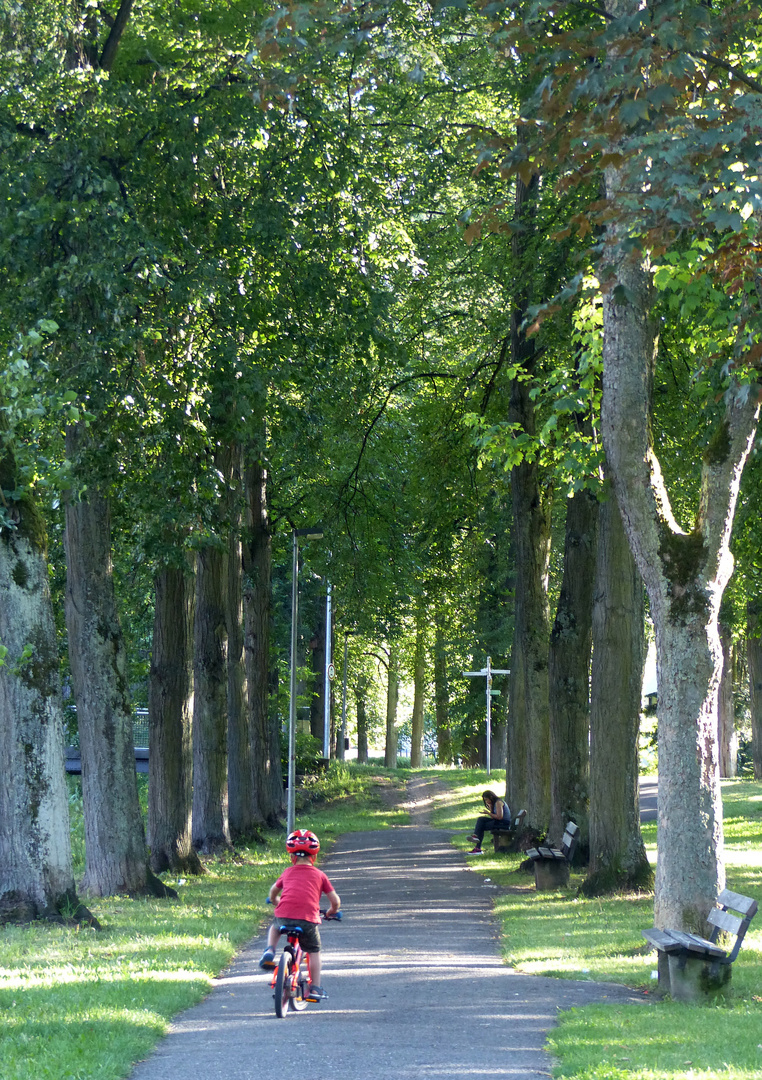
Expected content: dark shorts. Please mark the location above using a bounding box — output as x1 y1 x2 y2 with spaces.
274 917 321 953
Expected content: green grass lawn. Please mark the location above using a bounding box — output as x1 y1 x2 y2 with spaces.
0 763 408 1080
428 767 762 1080
4 764 762 1080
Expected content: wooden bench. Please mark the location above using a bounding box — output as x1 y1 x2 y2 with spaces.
526 820 579 890
642 888 758 1002
492 809 527 853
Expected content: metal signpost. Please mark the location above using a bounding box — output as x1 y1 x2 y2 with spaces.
462 655 509 775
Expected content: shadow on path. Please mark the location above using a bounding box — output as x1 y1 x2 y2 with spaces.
129 776 645 1080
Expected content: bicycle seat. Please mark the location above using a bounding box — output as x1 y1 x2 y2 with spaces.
279 924 303 935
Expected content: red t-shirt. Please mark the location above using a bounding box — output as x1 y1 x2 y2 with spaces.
274 862 335 924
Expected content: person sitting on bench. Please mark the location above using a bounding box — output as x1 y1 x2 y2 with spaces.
467 790 511 854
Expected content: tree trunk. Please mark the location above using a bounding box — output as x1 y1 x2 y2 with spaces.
355 675 369 764
434 614 453 766
410 614 426 767
505 159 552 834
243 457 281 825
0 500 82 922
384 645 399 768
748 598 762 781
64 427 169 897
309 593 327 744
601 150 760 929
585 483 651 894
718 624 736 778
226 446 255 839
507 394 552 831
148 563 202 875
548 489 599 846
192 544 231 853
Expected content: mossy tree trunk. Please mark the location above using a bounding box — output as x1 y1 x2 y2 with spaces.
64 427 166 897
0 499 80 921
548 488 599 847
585 482 651 894
147 562 202 875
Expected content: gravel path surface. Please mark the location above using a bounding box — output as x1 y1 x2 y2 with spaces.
128 776 645 1080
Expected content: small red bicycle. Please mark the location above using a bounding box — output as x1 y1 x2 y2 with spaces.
270 910 341 1018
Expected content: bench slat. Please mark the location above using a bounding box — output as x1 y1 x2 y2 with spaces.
642 928 680 952
665 929 726 958
708 907 744 937
718 889 759 918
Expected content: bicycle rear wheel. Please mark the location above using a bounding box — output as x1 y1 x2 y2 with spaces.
274 952 291 1018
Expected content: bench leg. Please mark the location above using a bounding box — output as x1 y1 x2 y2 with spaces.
534 859 570 891
492 831 518 854
667 953 732 1003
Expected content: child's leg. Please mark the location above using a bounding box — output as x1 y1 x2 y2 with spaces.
307 950 321 986
267 922 281 949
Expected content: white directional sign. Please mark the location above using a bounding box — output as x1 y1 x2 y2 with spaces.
462 656 510 775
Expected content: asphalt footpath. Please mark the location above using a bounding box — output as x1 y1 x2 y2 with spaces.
129 778 645 1080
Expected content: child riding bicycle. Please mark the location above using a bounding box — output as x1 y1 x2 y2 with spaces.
259 829 341 1001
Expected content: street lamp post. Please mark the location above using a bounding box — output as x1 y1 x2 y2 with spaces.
287 526 323 835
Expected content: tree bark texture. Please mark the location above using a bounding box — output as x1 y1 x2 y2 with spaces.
64 439 151 896
309 593 327 745
226 452 255 838
243 457 281 826
748 598 762 780
548 489 599 846
434 614 453 765
148 563 201 875
507 380 552 831
586 484 651 894
355 675 369 764
0 510 76 920
384 645 399 768
192 544 231 852
505 159 552 834
718 625 736 778
601 159 760 929
410 614 426 767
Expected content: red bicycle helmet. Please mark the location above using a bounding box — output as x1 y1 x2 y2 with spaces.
286 829 320 857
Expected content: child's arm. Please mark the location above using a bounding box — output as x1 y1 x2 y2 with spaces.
268 882 283 905
325 888 341 916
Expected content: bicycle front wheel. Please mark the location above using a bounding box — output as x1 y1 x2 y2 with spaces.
274 952 291 1018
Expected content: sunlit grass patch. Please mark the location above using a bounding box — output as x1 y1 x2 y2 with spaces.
550 1000 762 1080
2 763 402 1080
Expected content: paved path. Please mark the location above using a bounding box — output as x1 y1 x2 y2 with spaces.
129 778 643 1080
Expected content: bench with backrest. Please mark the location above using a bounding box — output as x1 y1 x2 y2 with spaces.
491 809 527 853
642 888 758 1002
525 821 579 890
